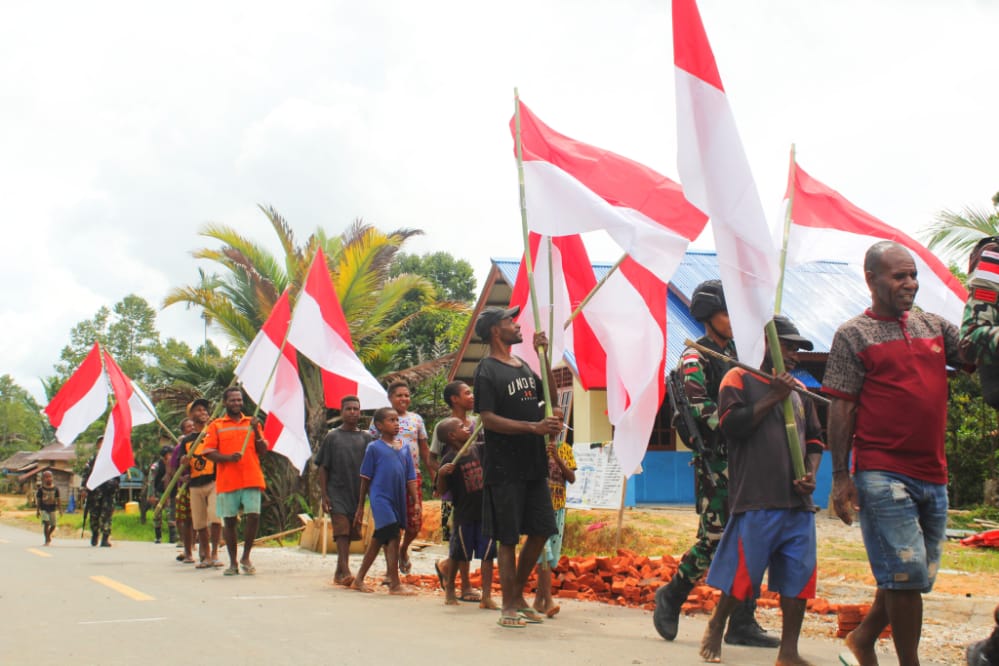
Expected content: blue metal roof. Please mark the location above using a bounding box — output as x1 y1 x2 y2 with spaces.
493 250 864 386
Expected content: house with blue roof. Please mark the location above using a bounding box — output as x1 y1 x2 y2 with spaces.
449 250 873 507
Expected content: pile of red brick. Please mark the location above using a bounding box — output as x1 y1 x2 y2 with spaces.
410 548 843 618
835 603 892 639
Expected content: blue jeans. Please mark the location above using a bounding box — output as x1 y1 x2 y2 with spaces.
854 470 947 592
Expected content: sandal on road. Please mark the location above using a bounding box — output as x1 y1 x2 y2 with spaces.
223 566 239 576
458 592 482 603
516 608 544 623
497 615 526 629
240 563 256 575
195 561 212 569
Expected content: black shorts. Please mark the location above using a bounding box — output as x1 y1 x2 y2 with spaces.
372 522 401 545
482 479 557 546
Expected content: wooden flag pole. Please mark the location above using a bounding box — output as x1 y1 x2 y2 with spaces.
614 478 627 550
563 254 626 330
513 88 552 417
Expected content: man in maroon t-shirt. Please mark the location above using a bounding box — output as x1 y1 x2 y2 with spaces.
824 241 964 666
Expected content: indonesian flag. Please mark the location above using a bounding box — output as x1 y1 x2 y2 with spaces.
674 0 779 368
86 352 156 490
785 159 968 325
512 101 707 278
509 232 607 391
235 290 312 473
287 249 390 410
44 343 109 446
584 258 668 477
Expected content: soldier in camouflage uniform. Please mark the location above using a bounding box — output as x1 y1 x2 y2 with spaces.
961 236 999 368
653 280 778 647
81 436 119 548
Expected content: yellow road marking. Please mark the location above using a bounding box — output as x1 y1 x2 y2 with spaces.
90 575 155 601
27 548 52 558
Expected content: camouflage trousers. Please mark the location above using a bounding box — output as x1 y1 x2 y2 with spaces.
89 489 116 536
676 456 729 583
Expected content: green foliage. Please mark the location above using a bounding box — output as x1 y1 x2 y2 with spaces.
946 371 999 507
922 190 999 264
0 375 50 457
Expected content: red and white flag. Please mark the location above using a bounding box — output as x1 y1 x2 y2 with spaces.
511 103 691 474
287 249 390 410
44 342 109 446
674 0 778 368
512 101 707 278
584 258 669 477
785 159 968 325
86 352 156 490
235 290 312 473
509 232 607 391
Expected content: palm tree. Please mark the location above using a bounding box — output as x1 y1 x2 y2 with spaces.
163 206 459 528
922 192 999 264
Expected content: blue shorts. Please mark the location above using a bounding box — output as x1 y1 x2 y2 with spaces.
538 508 566 567
450 521 496 562
706 509 816 600
216 488 262 518
854 470 947 592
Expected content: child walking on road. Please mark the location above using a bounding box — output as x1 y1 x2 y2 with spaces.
351 407 418 596
36 470 60 546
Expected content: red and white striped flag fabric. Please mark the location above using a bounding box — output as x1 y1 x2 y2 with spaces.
286 249 390 410
785 159 968 325
584 258 668 477
509 232 607 391
674 0 779 368
235 290 312 473
44 342 109 446
86 351 156 490
512 100 707 278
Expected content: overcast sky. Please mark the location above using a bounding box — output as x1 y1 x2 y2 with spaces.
3 0 997 402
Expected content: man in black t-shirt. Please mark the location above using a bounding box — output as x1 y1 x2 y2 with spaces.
472 305 563 628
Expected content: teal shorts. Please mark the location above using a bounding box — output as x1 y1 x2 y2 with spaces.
538 508 566 567
216 488 262 518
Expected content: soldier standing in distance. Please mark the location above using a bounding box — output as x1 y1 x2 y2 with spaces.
81 435 119 548
653 279 778 647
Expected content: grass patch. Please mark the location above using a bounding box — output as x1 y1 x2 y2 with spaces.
942 542 999 574
949 506 999 530
10 510 158 543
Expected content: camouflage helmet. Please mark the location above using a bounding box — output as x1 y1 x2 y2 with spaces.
689 279 727 322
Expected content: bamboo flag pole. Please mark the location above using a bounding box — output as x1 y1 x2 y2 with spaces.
514 87 552 417
563 254 626 329
769 143 807 480
131 379 181 447
614 478 627 550
450 419 485 465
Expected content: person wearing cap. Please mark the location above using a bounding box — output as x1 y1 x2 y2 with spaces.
169 417 197 561
699 315 824 664
655 279 778 647
961 236 999 385
181 397 223 568
472 305 563 628
146 445 174 543
824 241 965 666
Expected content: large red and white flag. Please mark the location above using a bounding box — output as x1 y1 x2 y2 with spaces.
235 290 312 473
44 342 109 446
86 352 156 490
287 249 390 410
674 0 778 367
785 159 968 325
509 232 607 391
584 258 669 477
512 101 707 278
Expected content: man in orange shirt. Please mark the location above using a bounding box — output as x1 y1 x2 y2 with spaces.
203 387 269 576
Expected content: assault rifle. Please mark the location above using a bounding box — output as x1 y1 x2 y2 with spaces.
667 369 720 493
80 491 90 538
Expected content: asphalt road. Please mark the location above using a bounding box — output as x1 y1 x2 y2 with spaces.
0 522 932 665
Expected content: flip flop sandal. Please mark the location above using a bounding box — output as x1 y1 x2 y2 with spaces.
211 560 225 568
223 567 239 576
497 615 526 629
240 563 256 575
516 608 544 623
459 592 482 603
195 561 212 569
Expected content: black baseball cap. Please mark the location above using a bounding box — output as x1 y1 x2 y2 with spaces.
186 398 211 416
773 315 814 351
474 306 520 340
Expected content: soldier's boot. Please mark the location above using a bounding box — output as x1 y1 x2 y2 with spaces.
168 525 178 543
90 531 99 547
99 532 111 548
724 598 780 647
154 527 162 544
653 574 695 641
